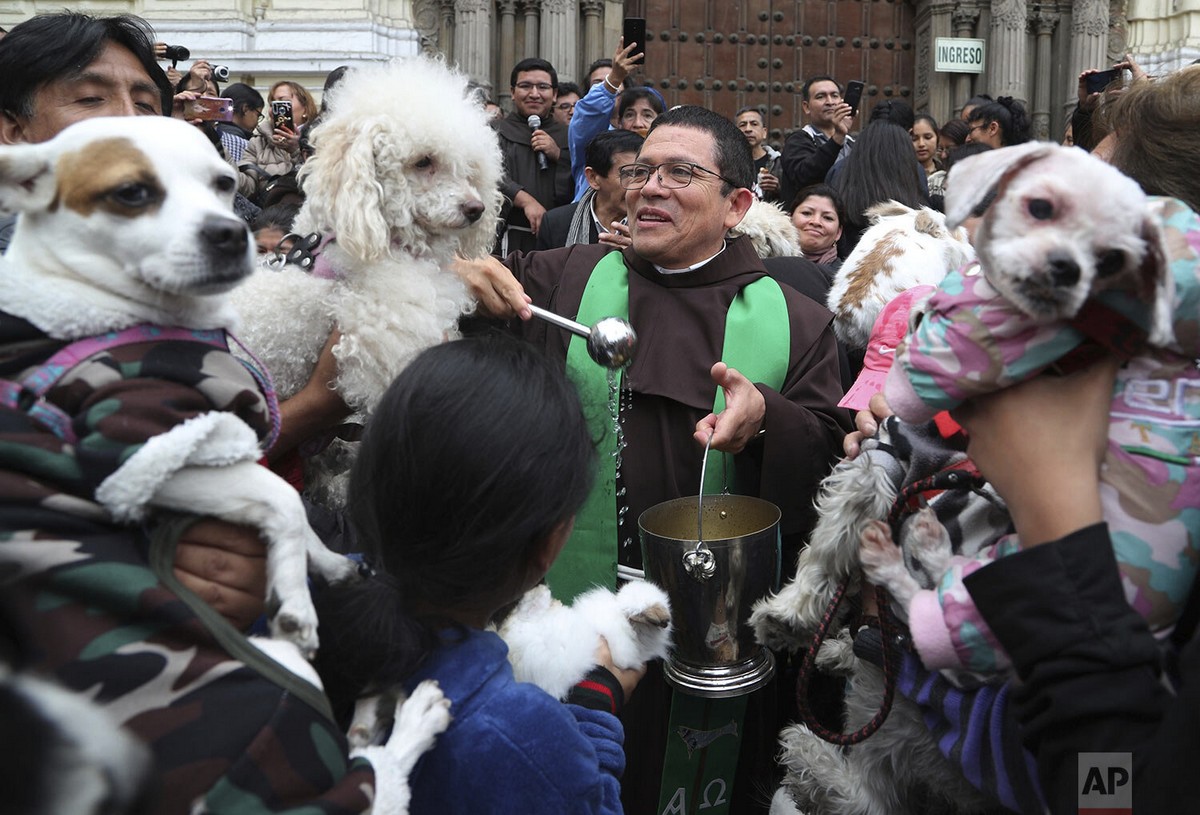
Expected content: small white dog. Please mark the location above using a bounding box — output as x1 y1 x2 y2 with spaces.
826 201 975 349
498 582 673 701
231 56 504 508
941 141 1172 343
0 116 357 657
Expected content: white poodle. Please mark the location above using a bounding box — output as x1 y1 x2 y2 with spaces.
231 56 503 507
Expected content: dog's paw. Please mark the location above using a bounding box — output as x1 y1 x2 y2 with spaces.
859 520 920 606
904 506 953 583
390 680 453 762
858 520 901 575
269 593 320 660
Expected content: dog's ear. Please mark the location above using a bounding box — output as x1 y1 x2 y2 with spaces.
1139 206 1176 347
298 117 391 261
944 142 1059 230
864 200 912 224
629 604 671 629
0 144 56 215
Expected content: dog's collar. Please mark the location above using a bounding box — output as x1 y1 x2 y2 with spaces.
271 232 341 279
271 232 434 275
887 458 984 538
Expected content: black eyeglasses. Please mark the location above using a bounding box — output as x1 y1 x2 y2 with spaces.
555 102 576 111
514 82 554 92
618 161 741 190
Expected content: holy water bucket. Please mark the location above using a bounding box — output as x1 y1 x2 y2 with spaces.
639 494 781 698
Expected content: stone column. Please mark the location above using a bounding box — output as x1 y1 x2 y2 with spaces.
918 0 959 124
438 0 456 60
1031 6 1058 139
988 0 1028 105
581 0 605 67
539 0 578 81
454 0 493 87
952 3 981 115
498 0 518 108
521 0 542 59
1070 0 1110 107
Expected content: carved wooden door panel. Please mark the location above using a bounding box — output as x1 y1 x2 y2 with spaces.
626 0 916 146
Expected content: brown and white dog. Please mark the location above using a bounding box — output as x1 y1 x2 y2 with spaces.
0 114 453 815
826 202 975 349
0 115 357 658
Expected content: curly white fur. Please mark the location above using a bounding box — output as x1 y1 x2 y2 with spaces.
497 583 673 702
231 56 503 505
826 202 975 349
730 198 802 258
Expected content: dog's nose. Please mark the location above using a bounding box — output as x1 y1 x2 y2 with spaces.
202 216 249 257
461 200 485 223
1047 253 1081 287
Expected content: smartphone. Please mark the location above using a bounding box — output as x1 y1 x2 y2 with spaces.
271 100 295 133
623 17 647 60
183 95 234 122
1085 68 1122 94
843 80 865 116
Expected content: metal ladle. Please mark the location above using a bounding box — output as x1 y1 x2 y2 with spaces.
527 304 637 369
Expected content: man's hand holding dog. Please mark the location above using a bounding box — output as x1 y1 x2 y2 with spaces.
175 519 268 630
843 392 893 459
953 358 1115 547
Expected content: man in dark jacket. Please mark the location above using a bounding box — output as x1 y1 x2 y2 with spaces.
492 57 573 255
779 75 855 208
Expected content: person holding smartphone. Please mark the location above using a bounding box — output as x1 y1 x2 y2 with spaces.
779 75 856 211
1069 54 1147 152
238 80 317 204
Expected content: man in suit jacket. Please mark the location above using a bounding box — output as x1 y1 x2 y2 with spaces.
537 129 643 250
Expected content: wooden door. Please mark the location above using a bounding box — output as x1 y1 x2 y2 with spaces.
627 0 916 147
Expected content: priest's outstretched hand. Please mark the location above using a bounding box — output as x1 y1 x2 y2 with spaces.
694 361 766 454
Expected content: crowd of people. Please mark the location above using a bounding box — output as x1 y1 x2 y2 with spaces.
0 8 1197 815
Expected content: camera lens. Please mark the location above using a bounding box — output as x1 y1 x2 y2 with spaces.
212 65 230 82
163 44 190 61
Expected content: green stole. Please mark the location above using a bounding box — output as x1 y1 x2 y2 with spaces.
552 249 791 815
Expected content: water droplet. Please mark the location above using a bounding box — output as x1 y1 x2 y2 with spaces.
719 510 728 519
